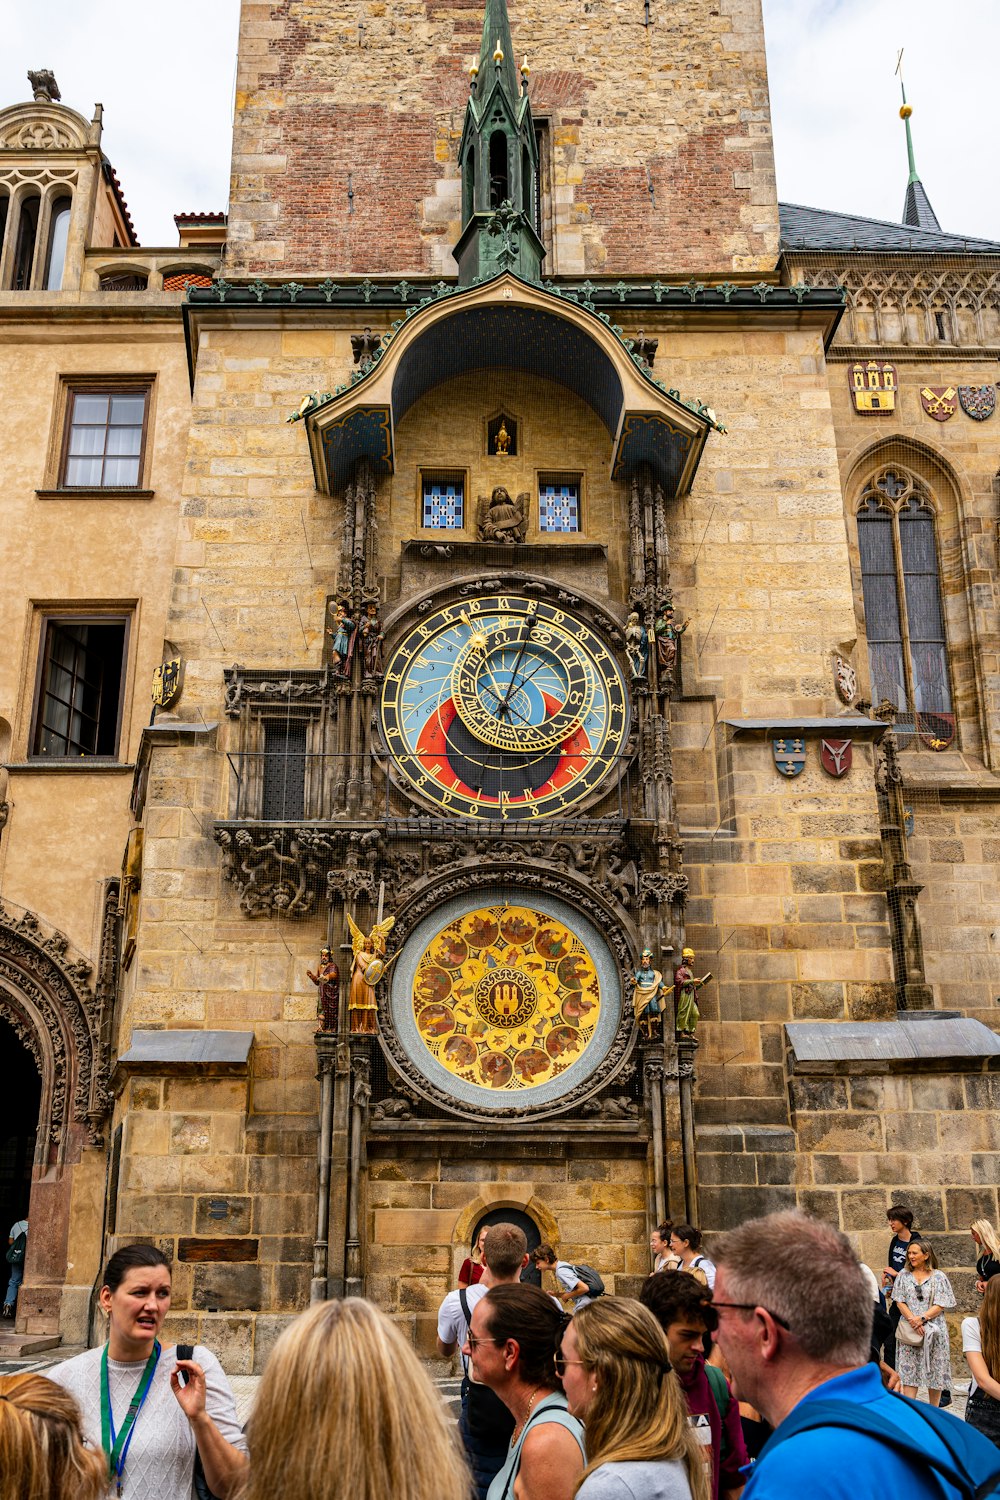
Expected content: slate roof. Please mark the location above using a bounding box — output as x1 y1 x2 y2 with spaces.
902 177 940 233
779 201 1000 256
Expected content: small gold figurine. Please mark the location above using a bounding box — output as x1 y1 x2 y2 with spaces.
494 419 510 455
346 913 397 1035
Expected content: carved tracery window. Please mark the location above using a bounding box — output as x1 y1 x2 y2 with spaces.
856 466 952 743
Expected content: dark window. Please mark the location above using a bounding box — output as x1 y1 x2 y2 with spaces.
857 472 951 743
262 719 307 820
13 194 40 290
489 132 509 208
61 388 150 488
32 617 128 759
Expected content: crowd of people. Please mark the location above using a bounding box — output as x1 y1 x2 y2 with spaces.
2 1210 999 1500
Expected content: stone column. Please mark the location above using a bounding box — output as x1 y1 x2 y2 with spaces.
344 1041 372 1297
643 1049 666 1225
677 1034 699 1224
310 1033 337 1302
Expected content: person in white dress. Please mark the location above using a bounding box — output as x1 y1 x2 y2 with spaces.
48 1243 248 1500
891 1239 955 1405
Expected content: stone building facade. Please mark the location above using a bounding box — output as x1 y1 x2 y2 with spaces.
0 5 998 1366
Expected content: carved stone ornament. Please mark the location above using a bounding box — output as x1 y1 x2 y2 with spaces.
834 653 857 705
214 826 345 917
27 69 61 102
373 861 641 1122
476 486 530 543
0 902 109 1148
223 666 334 718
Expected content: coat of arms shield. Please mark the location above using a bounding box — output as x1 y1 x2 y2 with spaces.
920 386 957 422
772 737 806 778
820 738 852 778
958 385 996 422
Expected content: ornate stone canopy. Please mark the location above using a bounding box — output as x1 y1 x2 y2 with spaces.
304 273 717 496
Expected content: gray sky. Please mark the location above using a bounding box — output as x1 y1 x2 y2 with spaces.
1 0 996 247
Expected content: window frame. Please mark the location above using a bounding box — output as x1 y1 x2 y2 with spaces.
536 472 583 537
418 468 468 534
29 612 131 762
855 466 954 746
55 378 153 493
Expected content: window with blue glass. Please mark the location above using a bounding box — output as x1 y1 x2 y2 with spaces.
539 481 580 533
422 479 464 529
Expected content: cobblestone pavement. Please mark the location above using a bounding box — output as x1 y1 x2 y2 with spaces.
0 1348 968 1428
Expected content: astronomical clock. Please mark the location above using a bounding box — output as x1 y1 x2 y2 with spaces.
380 593 630 822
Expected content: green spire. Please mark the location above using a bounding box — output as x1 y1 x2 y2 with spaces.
453 0 545 284
896 56 940 233
475 0 520 107
899 77 918 185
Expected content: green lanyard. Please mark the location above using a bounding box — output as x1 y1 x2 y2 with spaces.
100 1341 161 1497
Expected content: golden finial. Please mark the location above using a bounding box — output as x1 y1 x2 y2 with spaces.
493 37 504 65
899 103 912 120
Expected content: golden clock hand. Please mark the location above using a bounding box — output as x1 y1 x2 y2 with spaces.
460 610 488 654
498 615 536 714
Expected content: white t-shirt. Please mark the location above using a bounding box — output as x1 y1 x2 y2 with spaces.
691 1255 716 1291
8 1219 27 1241
556 1261 593 1307
963 1314 982 1394
49 1342 247 1500
438 1282 488 1371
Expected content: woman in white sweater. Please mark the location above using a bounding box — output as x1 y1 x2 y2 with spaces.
558 1297 708 1500
48 1243 247 1500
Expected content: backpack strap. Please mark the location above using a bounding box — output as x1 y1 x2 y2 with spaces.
761 1397 1000 1500
458 1289 471 1376
703 1363 731 1459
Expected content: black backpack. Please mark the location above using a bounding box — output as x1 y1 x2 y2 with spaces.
571 1263 605 1297
5 1231 26 1267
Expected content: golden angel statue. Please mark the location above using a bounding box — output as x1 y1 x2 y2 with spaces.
346 913 396 1034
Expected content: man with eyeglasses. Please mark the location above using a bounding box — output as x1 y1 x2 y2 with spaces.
437 1223 530 1500
713 1209 1000 1500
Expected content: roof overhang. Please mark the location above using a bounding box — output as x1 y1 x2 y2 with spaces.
304 273 716 496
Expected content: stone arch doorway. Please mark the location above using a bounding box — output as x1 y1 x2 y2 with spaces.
470 1206 542 1287
0 1019 41 1315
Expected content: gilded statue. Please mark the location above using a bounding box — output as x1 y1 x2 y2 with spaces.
477 486 529 544
494 419 511 455
346 913 396 1035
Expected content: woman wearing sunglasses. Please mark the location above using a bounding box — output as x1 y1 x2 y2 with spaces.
558 1298 709 1500
465 1283 585 1500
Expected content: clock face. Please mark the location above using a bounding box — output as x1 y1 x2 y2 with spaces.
380 594 630 820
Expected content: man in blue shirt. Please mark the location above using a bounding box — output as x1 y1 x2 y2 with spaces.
713 1209 998 1500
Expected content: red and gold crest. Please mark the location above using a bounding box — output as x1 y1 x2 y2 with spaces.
850 361 896 413
920 386 957 422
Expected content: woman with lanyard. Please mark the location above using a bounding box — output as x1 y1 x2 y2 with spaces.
49 1243 247 1499
464 1283 585 1500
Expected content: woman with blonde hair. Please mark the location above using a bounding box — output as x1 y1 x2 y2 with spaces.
0 1372 106 1500
972 1219 1000 1295
235 1297 471 1500
964 1275 1000 1447
557 1297 709 1500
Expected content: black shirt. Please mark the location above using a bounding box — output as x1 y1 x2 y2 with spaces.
887 1230 921 1279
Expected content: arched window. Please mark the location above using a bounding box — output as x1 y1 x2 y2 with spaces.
12 192 40 290
0 191 9 264
44 194 72 289
857 466 952 746
489 131 509 208
462 148 476 223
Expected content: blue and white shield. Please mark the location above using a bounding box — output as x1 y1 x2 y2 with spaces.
772 737 806 777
